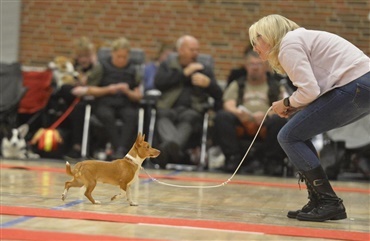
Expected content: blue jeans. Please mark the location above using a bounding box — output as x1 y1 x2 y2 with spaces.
278 72 370 171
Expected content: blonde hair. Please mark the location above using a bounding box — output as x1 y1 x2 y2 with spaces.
249 14 300 74
111 37 130 52
73 36 95 55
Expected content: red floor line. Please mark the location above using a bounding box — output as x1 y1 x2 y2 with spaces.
1 163 369 194
0 228 166 241
1 205 368 241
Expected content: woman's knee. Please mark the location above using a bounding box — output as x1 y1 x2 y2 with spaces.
277 125 290 146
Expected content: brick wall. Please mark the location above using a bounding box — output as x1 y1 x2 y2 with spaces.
20 0 370 81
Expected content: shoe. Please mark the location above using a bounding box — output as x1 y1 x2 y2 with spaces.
263 158 284 176
150 142 174 169
243 159 262 174
64 148 81 159
224 155 241 173
163 141 180 163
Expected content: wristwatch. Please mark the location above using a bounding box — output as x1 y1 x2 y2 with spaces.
283 97 290 107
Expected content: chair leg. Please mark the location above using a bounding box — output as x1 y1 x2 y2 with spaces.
199 111 209 169
81 104 91 158
148 108 157 146
138 107 144 134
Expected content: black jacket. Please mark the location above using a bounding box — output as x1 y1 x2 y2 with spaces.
154 56 223 112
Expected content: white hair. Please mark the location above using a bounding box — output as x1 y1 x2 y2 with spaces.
176 35 198 50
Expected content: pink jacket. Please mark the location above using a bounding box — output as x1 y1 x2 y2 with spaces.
279 28 370 107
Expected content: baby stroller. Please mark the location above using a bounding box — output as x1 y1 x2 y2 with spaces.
0 63 27 147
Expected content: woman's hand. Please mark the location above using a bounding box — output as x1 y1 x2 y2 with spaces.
272 99 298 118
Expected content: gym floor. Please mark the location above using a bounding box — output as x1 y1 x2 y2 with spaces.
1 158 369 241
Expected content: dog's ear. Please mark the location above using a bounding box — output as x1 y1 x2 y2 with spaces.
17 124 29 139
136 132 142 144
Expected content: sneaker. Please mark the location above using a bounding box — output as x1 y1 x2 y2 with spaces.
224 155 241 173
64 148 81 160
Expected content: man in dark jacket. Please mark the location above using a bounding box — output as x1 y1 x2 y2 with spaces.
153 35 223 168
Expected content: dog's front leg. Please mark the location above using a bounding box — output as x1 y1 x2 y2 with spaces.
126 185 137 206
111 189 124 201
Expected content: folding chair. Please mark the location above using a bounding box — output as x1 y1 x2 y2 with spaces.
0 62 27 140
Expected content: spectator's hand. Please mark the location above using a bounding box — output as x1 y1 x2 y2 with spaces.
115 83 130 94
78 73 88 85
252 111 265 125
71 86 88 96
183 63 204 76
191 73 210 88
236 109 253 123
91 53 98 66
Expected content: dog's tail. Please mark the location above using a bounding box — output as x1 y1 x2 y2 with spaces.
65 161 73 176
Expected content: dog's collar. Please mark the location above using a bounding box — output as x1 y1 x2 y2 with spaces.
125 154 140 165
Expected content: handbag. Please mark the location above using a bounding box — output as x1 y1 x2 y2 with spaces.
236 120 267 139
31 98 80 152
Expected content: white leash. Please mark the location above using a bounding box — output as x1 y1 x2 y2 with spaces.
142 106 273 189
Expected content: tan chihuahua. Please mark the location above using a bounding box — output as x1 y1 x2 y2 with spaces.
62 133 160 205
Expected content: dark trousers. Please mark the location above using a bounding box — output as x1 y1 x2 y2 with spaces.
157 106 202 149
68 101 87 146
95 103 138 153
214 110 286 162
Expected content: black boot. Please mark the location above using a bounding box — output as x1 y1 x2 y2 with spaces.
287 172 318 219
296 166 347 222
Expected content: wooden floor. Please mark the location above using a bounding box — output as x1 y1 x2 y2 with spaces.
1 158 369 241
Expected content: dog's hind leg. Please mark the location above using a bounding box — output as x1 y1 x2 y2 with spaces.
62 178 83 201
84 182 100 204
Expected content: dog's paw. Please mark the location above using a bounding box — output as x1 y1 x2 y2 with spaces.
111 195 118 201
129 202 138 206
93 200 101 205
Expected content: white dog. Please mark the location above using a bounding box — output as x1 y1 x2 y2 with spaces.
1 124 39 159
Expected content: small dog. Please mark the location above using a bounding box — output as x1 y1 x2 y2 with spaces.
49 56 79 89
1 124 39 159
62 133 160 205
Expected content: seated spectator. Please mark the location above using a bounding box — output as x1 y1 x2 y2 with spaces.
153 35 223 168
143 43 174 92
94 37 143 159
72 36 102 86
51 36 103 159
214 49 287 175
226 44 288 88
226 45 251 86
